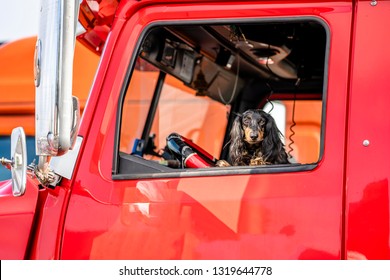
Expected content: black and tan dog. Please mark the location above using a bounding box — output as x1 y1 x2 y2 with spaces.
217 109 289 166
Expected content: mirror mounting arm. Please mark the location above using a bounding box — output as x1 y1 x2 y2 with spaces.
34 167 62 188
0 157 13 170
29 156 62 188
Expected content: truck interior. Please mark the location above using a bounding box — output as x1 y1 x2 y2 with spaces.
116 18 327 177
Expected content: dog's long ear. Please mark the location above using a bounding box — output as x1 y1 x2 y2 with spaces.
229 114 245 165
263 114 289 163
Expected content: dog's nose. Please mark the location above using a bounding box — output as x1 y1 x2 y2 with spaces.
250 132 258 140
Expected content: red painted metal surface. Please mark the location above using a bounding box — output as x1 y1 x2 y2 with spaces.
59 1 353 259
345 1 390 260
0 178 38 259
27 182 72 260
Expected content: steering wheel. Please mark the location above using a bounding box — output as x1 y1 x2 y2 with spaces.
166 133 217 168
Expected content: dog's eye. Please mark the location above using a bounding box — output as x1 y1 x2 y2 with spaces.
259 120 265 125
243 117 251 125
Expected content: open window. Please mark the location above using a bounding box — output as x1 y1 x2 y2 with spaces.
115 19 327 178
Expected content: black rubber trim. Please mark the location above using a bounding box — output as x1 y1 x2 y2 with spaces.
115 152 317 180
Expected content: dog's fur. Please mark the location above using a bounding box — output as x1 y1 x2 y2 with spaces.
216 109 289 167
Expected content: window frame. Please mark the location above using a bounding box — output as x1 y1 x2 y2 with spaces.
112 16 330 180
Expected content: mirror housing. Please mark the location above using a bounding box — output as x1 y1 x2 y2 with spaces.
0 128 29 196
34 0 80 158
0 128 27 196
11 128 27 196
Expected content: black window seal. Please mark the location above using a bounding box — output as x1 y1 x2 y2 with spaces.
114 152 317 180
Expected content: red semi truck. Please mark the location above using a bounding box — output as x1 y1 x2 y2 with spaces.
0 0 388 260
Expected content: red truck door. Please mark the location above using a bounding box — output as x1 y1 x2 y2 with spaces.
59 0 353 259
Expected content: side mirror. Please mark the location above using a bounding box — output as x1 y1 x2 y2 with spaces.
35 0 80 158
0 128 27 196
11 128 27 196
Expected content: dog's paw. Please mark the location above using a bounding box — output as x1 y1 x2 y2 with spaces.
250 157 268 166
215 160 231 167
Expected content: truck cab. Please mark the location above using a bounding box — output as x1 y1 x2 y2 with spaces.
1 0 389 260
